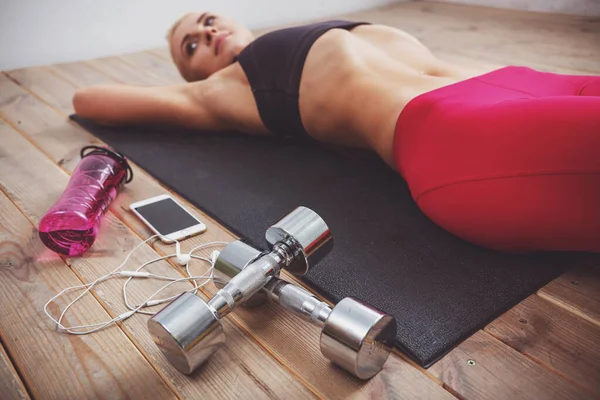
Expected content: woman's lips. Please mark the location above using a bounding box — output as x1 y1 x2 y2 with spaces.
215 34 230 56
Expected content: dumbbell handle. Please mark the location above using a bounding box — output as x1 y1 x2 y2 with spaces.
208 244 291 318
264 278 332 328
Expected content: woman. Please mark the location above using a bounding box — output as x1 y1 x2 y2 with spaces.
74 12 600 253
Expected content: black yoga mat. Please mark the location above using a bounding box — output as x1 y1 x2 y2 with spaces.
73 115 577 368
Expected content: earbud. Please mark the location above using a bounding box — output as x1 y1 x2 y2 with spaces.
176 241 191 266
178 254 191 266
210 250 220 266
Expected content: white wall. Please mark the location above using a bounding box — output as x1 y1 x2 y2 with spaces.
420 0 600 16
0 0 404 70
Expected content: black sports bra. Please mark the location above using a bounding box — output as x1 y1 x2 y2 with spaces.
236 20 369 138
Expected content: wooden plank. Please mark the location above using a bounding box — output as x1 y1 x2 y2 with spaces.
421 0 600 17
148 47 171 61
48 62 114 88
539 263 600 327
0 124 177 400
485 295 600 396
3 55 456 399
85 56 171 86
118 52 185 84
0 341 30 400
0 94 314 399
429 331 593 400
5 67 76 115
0 74 102 172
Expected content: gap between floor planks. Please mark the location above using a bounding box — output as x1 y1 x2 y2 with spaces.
0 338 30 400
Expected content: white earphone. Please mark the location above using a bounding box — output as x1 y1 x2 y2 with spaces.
175 241 192 266
44 234 229 335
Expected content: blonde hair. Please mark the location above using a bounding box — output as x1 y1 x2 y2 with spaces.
166 12 196 82
166 12 193 42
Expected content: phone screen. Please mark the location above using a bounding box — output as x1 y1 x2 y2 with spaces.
134 197 200 236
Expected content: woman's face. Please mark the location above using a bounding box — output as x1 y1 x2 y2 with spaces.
170 12 254 81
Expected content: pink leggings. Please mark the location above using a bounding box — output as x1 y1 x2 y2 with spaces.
393 67 600 252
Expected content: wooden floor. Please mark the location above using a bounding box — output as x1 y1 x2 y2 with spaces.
0 2 599 399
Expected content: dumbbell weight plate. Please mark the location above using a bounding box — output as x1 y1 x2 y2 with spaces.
265 206 333 275
213 240 269 307
148 292 226 375
320 297 397 380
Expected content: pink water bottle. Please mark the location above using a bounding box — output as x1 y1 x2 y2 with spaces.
39 146 133 256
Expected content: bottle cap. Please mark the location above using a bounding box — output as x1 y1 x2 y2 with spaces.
80 145 134 184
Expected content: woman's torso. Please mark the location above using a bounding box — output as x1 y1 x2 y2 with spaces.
205 23 496 167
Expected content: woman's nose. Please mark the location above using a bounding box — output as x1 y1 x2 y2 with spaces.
202 27 218 44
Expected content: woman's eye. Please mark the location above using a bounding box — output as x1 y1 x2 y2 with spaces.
186 40 198 56
205 16 215 26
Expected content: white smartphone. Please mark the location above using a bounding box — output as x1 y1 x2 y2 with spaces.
130 194 206 243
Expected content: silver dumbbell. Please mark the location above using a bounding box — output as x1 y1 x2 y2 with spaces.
212 240 397 380
148 206 333 375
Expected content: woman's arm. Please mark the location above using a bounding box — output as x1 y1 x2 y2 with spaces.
72 80 226 130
